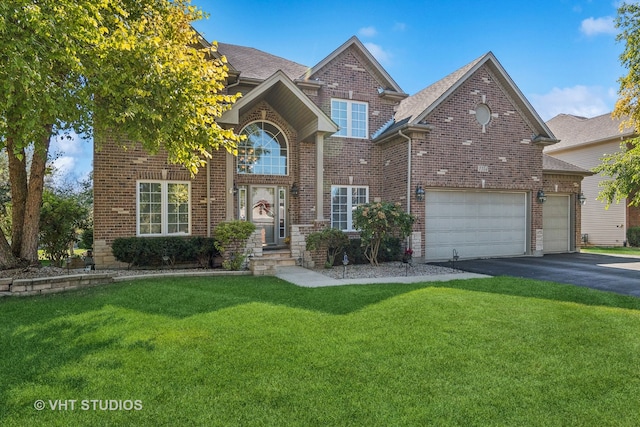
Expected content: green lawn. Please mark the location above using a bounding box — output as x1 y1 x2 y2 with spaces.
2 276 640 426
582 246 640 256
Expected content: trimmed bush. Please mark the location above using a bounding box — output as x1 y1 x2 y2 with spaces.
213 221 257 270
627 226 640 247
337 237 402 266
111 236 218 268
306 228 349 268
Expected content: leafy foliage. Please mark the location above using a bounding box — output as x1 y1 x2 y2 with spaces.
596 3 640 206
111 236 219 268
213 221 257 270
627 226 640 247
39 190 90 264
305 228 349 268
352 202 414 266
0 0 242 266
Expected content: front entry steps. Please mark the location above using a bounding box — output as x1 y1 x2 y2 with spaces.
250 248 297 276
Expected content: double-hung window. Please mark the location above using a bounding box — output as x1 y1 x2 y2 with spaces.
137 181 191 236
331 185 368 231
331 99 368 138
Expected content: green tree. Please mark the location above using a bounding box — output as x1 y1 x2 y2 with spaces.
595 3 640 206
352 202 414 266
39 189 90 265
0 0 242 268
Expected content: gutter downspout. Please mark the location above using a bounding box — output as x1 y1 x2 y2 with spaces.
398 129 412 250
398 129 412 214
206 154 211 237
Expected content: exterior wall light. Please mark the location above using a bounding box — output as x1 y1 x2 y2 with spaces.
232 181 238 196
416 184 425 202
537 189 547 204
291 182 299 197
578 192 587 205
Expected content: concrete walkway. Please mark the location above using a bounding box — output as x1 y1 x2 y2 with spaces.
275 266 489 288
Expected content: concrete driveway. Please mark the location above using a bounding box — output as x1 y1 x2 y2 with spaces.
431 253 640 297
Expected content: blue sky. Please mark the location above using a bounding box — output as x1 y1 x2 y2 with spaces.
52 0 624 182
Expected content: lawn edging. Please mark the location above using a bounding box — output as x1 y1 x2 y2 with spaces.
1 270 252 297
1 273 114 297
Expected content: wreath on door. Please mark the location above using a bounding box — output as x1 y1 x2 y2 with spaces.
254 199 271 215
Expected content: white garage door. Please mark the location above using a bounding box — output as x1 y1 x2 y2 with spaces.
425 191 527 260
543 195 570 253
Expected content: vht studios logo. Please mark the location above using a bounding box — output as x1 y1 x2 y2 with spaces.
34 399 143 411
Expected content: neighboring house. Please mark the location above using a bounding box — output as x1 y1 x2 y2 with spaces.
93 36 590 269
545 113 639 246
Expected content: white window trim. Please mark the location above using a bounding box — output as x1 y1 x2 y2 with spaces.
331 185 369 231
136 180 191 236
331 99 369 139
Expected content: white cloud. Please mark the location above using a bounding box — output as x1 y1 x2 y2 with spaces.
530 85 617 121
51 130 83 155
580 16 616 36
363 42 392 66
393 22 407 32
51 156 77 176
358 26 377 37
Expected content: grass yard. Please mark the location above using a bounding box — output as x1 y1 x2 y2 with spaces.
2 276 640 426
581 246 640 257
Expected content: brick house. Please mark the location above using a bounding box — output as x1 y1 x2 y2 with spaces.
93 36 590 269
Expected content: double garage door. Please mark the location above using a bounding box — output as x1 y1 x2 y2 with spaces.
425 191 571 260
425 191 527 260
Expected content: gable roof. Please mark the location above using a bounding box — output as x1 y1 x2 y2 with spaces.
219 70 337 140
545 113 635 153
307 36 405 94
376 52 556 143
217 43 308 81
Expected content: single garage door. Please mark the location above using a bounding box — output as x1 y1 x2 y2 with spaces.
543 195 570 253
425 191 527 260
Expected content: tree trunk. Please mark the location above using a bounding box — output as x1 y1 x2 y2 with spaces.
20 128 52 264
3 126 52 267
5 136 27 258
0 230 19 269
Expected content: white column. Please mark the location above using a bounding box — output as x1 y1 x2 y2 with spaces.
316 133 324 221
226 152 234 221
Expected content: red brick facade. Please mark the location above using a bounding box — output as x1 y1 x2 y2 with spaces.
93 38 586 267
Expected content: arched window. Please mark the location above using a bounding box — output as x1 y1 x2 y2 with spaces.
237 121 288 175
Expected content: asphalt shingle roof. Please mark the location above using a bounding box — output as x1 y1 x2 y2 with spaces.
542 154 592 175
394 54 485 123
545 113 634 152
217 43 308 81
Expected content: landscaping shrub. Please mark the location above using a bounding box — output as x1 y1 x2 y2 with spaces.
111 236 218 268
627 226 640 247
337 237 402 266
352 201 414 266
213 220 256 270
306 228 349 268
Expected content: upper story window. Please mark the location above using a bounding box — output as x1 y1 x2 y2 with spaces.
238 121 288 175
137 181 190 236
331 99 368 139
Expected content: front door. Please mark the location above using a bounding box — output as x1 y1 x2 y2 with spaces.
240 186 287 246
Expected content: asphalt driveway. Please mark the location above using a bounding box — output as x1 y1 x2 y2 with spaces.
431 252 640 297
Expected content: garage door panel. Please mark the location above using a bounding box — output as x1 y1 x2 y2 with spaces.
543 195 570 253
426 191 527 260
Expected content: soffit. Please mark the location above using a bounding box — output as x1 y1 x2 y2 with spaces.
220 71 337 140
